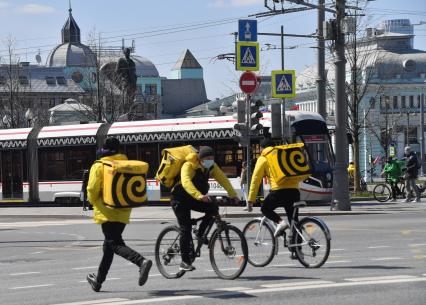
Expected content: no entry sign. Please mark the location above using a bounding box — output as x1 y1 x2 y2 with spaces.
239 71 258 94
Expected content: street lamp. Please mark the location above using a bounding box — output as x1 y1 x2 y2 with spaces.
25 108 33 127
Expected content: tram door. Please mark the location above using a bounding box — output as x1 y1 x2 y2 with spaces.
1 151 24 199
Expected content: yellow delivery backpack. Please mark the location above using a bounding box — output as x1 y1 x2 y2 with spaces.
98 160 149 208
156 145 197 188
262 143 311 185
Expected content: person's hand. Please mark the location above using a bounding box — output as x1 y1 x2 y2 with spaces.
200 195 210 203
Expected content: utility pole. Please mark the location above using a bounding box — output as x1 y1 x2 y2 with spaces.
281 25 287 143
316 0 327 119
421 94 425 175
332 0 351 210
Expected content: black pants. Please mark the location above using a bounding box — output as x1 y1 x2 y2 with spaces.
171 194 219 264
96 222 145 283
261 189 300 225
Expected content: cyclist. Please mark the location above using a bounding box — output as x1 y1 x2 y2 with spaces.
247 138 301 249
171 146 239 271
381 156 402 202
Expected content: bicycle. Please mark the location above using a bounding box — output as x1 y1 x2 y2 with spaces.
154 196 248 280
372 177 406 202
242 201 331 268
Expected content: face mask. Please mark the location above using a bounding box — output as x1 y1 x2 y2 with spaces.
202 159 214 169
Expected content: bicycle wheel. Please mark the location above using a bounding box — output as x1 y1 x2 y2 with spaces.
154 225 186 279
397 181 406 199
293 217 330 268
373 183 392 202
243 218 277 267
209 224 248 280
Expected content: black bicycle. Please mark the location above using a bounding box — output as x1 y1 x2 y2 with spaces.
373 177 406 202
154 197 248 280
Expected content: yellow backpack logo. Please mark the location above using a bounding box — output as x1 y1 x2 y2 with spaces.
99 160 149 208
156 145 197 188
263 143 311 184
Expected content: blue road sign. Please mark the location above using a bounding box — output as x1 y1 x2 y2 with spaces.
271 70 296 98
236 42 259 71
238 19 257 42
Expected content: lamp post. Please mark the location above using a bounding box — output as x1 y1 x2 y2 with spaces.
25 108 33 127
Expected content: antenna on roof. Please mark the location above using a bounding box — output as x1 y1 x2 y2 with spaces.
69 0 72 14
35 49 42 65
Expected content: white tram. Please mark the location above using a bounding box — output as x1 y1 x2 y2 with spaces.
0 111 333 204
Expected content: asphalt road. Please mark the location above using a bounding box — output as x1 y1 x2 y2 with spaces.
1 210 425 305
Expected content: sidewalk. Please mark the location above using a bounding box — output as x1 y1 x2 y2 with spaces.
1 200 425 220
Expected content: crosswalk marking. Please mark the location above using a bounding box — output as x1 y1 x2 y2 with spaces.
370 257 403 261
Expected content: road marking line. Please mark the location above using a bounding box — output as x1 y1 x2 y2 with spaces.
261 280 334 288
367 246 390 249
410 243 426 247
325 260 351 264
72 266 98 270
149 273 162 277
51 298 129 305
331 248 345 251
9 284 54 290
268 263 297 267
215 287 252 291
9 271 41 276
370 257 403 261
206 267 240 272
105 278 120 281
72 277 426 305
345 275 417 282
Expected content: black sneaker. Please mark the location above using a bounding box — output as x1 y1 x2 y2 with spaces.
86 273 101 292
139 259 152 286
179 262 196 271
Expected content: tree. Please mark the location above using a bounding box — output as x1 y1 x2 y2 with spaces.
326 2 386 193
0 35 30 128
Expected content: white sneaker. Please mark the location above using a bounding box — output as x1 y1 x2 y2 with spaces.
411 198 421 203
274 221 288 237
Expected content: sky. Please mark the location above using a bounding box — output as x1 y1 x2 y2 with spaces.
0 0 425 100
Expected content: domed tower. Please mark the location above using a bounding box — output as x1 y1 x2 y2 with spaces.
46 5 96 68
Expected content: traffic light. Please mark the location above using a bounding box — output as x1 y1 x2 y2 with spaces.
250 99 263 135
233 98 248 146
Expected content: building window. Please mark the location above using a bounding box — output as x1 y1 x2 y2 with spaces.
409 95 414 108
418 95 422 108
0 76 5 85
46 76 56 85
56 76 66 85
49 98 55 108
393 96 398 109
401 96 406 109
144 84 157 95
19 76 29 85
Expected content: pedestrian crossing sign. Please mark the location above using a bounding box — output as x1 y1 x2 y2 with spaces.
236 42 259 71
271 70 296 98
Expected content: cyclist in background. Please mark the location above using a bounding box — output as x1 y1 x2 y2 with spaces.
381 156 402 202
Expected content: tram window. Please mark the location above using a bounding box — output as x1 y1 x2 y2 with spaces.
138 144 159 178
124 144 137 160
66 147 95 179
39 149 66 181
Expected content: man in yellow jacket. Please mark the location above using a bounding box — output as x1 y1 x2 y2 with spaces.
248 138 301 239
171 146 239 271
86 137 152 292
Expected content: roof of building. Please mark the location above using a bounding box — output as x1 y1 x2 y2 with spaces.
0 66 85 93
172 49 202 70
46 42 97 67
62 6 80 44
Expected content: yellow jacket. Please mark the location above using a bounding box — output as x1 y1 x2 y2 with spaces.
87 154 132 224
348 163 355 179
248 147 300 202
178 152 237 200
